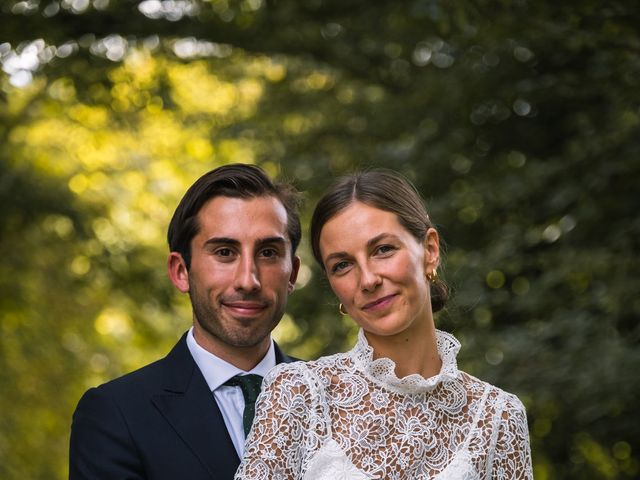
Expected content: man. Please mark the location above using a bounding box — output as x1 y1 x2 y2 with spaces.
69 163 301 479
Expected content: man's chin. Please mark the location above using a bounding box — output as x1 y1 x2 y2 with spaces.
218 323 274 349
225 332 270 349
194 313 279 349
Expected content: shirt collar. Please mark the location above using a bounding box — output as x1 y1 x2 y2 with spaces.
351 328 461 394
186 327 276 392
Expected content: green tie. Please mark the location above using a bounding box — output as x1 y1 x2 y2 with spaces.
223 374 264 436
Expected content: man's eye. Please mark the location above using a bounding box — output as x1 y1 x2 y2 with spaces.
260 248 278 258
216 248 233 257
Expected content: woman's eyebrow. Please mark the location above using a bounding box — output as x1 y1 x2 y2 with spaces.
324 250 348 264
367 233 397 249
323 233 400 264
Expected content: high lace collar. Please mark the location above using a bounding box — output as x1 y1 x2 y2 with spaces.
350 328 461 394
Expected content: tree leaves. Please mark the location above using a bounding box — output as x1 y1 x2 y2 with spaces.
1 1 639 478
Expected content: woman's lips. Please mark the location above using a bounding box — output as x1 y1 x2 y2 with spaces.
361 294 398 311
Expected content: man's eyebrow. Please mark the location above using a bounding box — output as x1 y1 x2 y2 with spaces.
202 236 287 247
203 237 240 247
256 236 287 247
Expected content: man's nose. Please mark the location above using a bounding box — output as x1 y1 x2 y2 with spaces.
234 256 261 291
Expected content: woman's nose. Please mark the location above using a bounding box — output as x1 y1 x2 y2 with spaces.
359 265 382 292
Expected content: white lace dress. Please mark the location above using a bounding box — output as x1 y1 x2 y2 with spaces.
235 329 533 479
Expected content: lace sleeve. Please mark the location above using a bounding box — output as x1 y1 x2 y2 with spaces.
235 362 324 480
489 393 533 479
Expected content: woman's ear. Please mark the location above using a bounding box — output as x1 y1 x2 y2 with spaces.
167 252 190 293
423 228 440 272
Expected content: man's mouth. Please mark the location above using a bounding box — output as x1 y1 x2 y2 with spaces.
221 300 269 316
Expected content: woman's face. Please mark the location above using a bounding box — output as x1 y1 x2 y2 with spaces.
319 201 439 338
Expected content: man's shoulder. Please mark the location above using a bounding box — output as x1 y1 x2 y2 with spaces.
73 358 163 423
80 333 191 402
273 341 301 364
99 355 166 393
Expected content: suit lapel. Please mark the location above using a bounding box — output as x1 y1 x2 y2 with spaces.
151 334 239 480
274 341 298 365
151 334 299 480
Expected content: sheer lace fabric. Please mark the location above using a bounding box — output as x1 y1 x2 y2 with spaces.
236 330 532 479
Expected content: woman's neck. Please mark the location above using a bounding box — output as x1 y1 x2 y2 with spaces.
364 320 442 379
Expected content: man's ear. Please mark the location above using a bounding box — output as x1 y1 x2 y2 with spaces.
288 255 301 293
167 252 190 293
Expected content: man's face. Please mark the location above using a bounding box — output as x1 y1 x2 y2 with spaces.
183 195 299 355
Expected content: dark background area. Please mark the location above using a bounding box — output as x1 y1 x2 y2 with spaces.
1 1 639 478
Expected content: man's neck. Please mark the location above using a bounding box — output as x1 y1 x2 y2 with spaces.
192 326 272 371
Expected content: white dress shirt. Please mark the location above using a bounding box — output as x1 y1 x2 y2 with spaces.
186 327 276 457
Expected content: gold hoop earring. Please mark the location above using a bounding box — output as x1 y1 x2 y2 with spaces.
426 270 438 283
339 303 348 315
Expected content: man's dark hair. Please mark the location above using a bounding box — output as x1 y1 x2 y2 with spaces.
167 163 302 269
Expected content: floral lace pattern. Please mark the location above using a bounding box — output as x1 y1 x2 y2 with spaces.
353 329 461 394
303 439 369 480
236 330 533 480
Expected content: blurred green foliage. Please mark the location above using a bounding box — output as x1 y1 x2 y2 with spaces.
1 1 639 478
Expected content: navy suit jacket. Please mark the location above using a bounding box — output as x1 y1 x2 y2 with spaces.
69 332 296 480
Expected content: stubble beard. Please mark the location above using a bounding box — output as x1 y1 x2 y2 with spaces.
188 282 282 349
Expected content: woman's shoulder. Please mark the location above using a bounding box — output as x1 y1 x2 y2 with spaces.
265 351 353 386
458 371 527 414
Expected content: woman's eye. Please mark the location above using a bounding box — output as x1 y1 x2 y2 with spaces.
331 261 350 273
376 244 395 255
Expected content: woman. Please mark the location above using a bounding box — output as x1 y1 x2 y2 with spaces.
236 170 533 479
